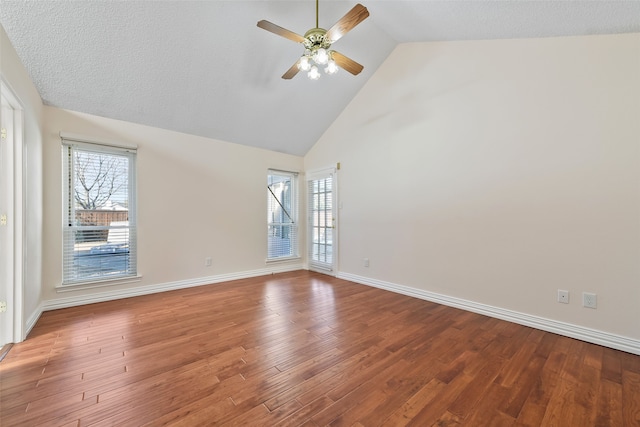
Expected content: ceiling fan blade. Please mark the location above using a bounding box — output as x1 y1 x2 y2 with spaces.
282 61 301 79
332 51 364 75
324 4 369 44
257 20 306 43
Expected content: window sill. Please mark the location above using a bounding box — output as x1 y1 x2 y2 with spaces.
57 275 143 293
265 256 301 264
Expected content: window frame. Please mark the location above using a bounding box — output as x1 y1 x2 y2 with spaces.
267 169 299 262
61 133 138 286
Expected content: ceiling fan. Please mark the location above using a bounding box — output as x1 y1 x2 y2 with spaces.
257 0 369 80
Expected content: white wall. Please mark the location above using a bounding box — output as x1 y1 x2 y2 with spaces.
42 107 304 302
305 34 640 342
1 24 44 336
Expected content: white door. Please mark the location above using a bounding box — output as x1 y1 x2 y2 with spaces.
0 95 15 347
307 169 337 274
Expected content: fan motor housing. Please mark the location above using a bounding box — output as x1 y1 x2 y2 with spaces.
303 28 331 50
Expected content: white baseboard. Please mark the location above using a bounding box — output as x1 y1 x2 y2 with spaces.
338 272 640 356
25 303 43 339
42 263 304 312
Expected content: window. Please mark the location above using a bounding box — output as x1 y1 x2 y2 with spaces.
267 170 298 260
62 135 137 285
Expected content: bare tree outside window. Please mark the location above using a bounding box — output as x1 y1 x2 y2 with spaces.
74 151 128 210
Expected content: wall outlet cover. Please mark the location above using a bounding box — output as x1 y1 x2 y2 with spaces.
557 290 569 304
583 292 597 309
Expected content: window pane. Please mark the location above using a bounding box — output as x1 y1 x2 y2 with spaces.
267 171 297 259
268 224 294 258
63 144 136 284
308 174 333 267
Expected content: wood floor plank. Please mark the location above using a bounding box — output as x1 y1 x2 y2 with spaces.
312 359 413 426
622 370 640 425
498 353 547 419
404 371 475 426
264 346 382 412
1 270 638 426
514 359 562 426
274 396 334 427
593 379 623 426
356 355 446 426
447 355 505 419
461 382 514 427
139 377 245 426
380 378 447 427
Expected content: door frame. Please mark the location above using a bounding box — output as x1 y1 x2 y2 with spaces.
306 166 338 275
1 79 25 346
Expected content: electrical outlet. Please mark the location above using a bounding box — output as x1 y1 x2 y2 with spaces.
205 257 212 267
583 292 597 309
557 290 569 304
0 301 7 313
363 258 369 267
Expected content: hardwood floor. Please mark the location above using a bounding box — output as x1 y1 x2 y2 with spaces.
1 270 639 426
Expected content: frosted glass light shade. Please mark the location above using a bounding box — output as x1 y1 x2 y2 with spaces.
308 65 320 80
325 59 338 75
313 48 329 65
298 56 311 71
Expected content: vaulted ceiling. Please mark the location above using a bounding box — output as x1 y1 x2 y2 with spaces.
1 1 638 155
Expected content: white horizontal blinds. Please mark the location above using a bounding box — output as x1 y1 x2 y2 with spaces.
267 170 298 259
62 137 137 284
309 174 333 269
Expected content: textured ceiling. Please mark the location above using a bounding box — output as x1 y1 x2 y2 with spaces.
1 1 639 156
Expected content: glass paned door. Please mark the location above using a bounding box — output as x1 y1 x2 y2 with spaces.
308 171 335 273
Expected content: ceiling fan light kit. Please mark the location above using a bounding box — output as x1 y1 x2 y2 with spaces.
298 48 338 80
257 0 369 80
